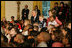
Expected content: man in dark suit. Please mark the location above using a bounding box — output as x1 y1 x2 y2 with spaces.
34 5 41 16
58 2 66 24
31 10 39 24
53 2 59 16
22 5 29 20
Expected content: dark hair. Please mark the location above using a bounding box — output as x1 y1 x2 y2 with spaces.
35 5 38 8
48 9 56 16
40 27 47 32
62 27 69 32
11 16 14 18
53 31 62 42
60 2 64 6
53 15 56 19
54 2 58 5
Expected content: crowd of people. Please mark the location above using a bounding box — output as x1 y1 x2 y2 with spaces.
1 2 71 47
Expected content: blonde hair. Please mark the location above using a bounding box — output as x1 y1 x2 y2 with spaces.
33 22 39 26
37 32 50 42
32 10 37 14
39 15 44 18
24 19 31 26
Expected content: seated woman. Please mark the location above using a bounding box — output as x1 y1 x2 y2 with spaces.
47 9 62 27
48 16 58 26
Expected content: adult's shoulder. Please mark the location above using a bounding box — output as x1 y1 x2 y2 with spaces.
37 9 40 11
27 9 29 10
22 9 25 11
22 9 25 10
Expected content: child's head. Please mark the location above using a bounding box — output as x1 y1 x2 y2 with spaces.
24 19 31 26
62 37 69 45
67 22 71 30
37 32 50 42
11 16 14 21
48 24 55 30
20 20 24 24
9 27 17 37
51 31 62 42
24 24 30 31
52 27 57 31
50 16 56 21
61 28 68 36
39 15 44 21
33 26 39 31
2 17 6 22
33 22 39 27
14 34 24 43
28 25 34 32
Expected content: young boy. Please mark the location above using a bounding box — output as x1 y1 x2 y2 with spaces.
24 19 31 26
39 15 46 28
10 16 15 25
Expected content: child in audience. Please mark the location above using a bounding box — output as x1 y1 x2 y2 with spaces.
22 24 30 36
33 26 39 32
10 16 15 25
48 16 59 27
62 37 70 47
14 34 25 47
37 32 50 47
20 20 24 30
9 27 17 37
39 15 46 28
1 17 7 28
24 19 31 26
33 22 39 27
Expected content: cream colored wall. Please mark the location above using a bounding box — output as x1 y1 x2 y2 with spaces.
1 1 5 21
5 1 33 21
4 1 70 21
20 1 33 20
5 1 17 21
60 1 70 4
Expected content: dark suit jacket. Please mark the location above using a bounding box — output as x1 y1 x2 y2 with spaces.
22 9 29 20
31 16 39 24
53 6 59 16
37 9 41 16
58 6 66 21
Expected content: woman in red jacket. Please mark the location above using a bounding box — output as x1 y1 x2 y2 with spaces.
47 9 62 27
